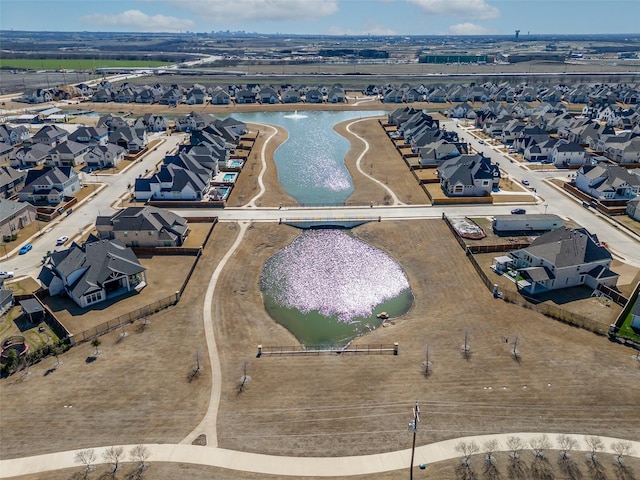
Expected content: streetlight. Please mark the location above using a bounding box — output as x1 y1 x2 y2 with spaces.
408 401 420 480
544 203 548 214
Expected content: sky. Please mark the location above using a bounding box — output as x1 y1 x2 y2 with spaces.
1 0 638 36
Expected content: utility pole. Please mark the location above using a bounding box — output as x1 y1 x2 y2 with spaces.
408 401 420 479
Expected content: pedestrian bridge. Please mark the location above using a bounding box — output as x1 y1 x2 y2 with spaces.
279 216 380 229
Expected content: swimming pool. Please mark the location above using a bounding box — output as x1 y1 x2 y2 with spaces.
223 173 237 182
229 160 243 168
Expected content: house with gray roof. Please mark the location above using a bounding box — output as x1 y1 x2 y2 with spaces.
575 164 640 200
48 140 90 167
436 154 500 197
29 125 67 146
108 127 148 153
0 124 29 145
210 87 231 105
38 237 146 308
68 126 109 146
504 227 618 295
134 163 208 201
18 166 80 205
627 197 640 221
0 198 36 241
84 144 126 169
9 143 51 168
550 141 589 167
96 206 189 247
133 114 168 133
0 165 26 199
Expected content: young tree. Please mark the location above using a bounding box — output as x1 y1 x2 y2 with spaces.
423 346 432 377
52 343 64 367
456 440 480 467
557 434 579 461
461 329 471 360
611 439 633 466
585 435 604 463
130 444 150 474
74 449 96 479
237 360 250 394
102 446 124 477
506 436 524 461
91 338 101 356
530 434 551 459
482 438 501 479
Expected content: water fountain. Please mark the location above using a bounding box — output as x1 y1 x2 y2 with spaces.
283 110 308 119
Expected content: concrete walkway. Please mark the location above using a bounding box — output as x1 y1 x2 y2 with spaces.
1 434 638 478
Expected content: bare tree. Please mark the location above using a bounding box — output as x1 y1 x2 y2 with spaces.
456 440 480 467
130 444 150 474
423 346 432 377
188 350 202 382
511 335 520 362
585 435 604 463
556 434 579 461
611 439 633 466
461 329 471 360
74 449 96 479
237 359 250 394
102 446 124 477
482 439 501 480
530 434 552 460
507 436 524 461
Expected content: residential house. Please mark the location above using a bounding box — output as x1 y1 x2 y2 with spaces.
134 163 208 201
97 114 129 131
257 86 280 104
18 166 80 205
133 114 168 133
84 144 126 169
96 206 189 247
174 112 216 133
30 125 68 146
524 138 557 162
17 89 53 104
48 140 89 167
68 126 108 146
418 140 461 165
38 238 146 308
427 88 448 103
305 88 324 103
0 166 26 198
550 141 589 167
0 144 13 164
281 88 302 104
108 127 148 154
627 197 640 221
210 88 231 105
134 88 159 104
9 143 51 168
575 165 640 200
113 87 137 103
185 87 207 105
160 88 184 106
92 88 113 103
436 154 500 197
504 227 617 295
0 198 36 241
448 101 476 119
403 88 424 103
235 89 257 104
0 124 29 145
327 86 346 103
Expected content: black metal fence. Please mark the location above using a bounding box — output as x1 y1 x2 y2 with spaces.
257 343 398 357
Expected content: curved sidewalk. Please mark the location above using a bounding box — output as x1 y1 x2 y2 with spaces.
1 434 638 478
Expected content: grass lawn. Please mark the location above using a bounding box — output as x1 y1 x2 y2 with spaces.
0 59 171 71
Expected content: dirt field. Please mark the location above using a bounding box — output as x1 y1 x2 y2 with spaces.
1 104 639 479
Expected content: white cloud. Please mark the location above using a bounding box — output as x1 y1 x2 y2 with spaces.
408 0 500 20
81 10 195 32
448 22 493 34
328 22 397 36
170 0 338 22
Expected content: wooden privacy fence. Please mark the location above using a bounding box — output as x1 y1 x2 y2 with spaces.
73 293 178 343
257 343 399 357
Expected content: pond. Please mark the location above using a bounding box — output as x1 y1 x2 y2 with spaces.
232 110 384 205
261 229 413 346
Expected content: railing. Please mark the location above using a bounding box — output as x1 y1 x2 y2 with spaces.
257 343 398 357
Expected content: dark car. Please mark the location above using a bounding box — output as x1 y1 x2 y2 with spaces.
511 208 527 214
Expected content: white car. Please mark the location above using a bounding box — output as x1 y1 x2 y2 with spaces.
0 271 14 279
56 236 69 246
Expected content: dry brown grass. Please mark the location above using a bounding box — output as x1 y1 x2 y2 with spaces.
1 105 639 480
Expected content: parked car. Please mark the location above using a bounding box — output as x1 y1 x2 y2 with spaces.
0 271 14 278
522 179 530 186
511 208 527 215
19 244 32 255
56 236 69 246
478 139 485 145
